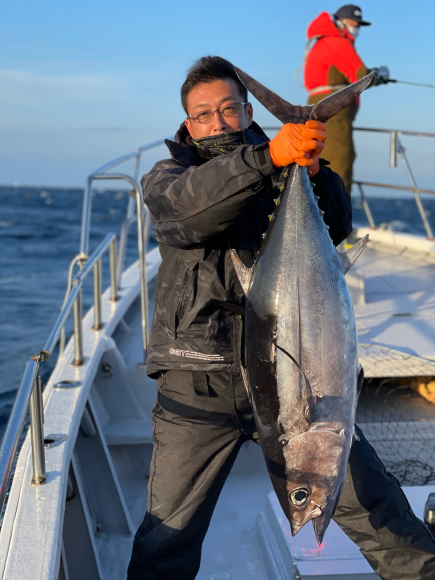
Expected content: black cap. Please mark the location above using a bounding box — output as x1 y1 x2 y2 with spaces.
334 5 371 25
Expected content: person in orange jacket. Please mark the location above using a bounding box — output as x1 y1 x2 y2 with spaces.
304 5 389 193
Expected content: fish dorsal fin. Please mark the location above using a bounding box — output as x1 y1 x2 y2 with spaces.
338 235 369 274
231 250 252 295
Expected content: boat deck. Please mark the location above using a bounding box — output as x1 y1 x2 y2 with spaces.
350 228 435 367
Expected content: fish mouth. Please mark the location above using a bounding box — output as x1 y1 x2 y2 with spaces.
312 507 332 545
289 504 333 543
289 505 322 537
312 492 342 544
289 496 339 543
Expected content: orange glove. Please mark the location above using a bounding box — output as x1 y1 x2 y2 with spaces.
269 120 326 176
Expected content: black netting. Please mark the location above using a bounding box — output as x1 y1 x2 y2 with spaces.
356 380 435 486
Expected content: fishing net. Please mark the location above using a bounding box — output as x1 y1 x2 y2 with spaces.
356 379 435 486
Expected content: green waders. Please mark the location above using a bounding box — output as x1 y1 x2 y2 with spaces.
309 93 359 195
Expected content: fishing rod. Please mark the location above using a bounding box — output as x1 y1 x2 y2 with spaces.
387 79 435 89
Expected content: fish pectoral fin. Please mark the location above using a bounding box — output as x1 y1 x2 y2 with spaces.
357 365 364 397
239 363 250 396
338 234 369 274
231 250 253 295
275 344 318 423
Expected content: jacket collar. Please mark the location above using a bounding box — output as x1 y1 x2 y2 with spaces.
165 121 270 167
307 11 356 44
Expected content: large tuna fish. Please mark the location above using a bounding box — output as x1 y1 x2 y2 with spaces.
232 69 372 543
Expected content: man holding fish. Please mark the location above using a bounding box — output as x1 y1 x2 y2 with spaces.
127 56 435 580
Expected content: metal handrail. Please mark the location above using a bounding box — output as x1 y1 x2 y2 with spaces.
0 361 39 511
89 174 150 362
0 143 158 513
263 126 435 139
354 129 433 238
355 182 376 229
80 140 165 258
42 233 116 360
0 232 119 517
354 181 435 196
353 127 435 139
78 136 167 360
92 152 141 176
354 180 435 238
117 216 137 287
92 140 166 176
264 125 434 238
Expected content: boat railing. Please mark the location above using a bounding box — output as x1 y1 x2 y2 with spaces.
0 232 121 514
0 142 167 521
82 173 151 365
354 127 435 238
263 126 435 239
79 142 167 367
80 140 165 271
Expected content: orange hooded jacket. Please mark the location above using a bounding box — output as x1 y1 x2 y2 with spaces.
304 12 368 98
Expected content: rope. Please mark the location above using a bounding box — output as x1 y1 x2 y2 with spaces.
293 36 321 88
308 84 349 96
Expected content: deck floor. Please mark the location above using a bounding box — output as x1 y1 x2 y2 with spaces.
351 239 435 362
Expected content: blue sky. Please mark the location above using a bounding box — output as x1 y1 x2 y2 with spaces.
1 0 434 191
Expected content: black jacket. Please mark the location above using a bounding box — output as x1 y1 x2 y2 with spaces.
142 122 352 377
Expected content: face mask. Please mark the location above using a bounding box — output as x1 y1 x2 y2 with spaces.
191 131 246 159
347 24 359 38
335 18 359 38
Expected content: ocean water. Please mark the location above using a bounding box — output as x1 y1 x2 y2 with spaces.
0 185 434 437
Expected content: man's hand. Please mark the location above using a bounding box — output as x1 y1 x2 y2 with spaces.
370 66 390 86
269 120 326 176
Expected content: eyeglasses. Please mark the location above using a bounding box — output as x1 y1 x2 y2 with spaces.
188 102 248 124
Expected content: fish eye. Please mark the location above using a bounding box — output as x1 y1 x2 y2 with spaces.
290 487 310 506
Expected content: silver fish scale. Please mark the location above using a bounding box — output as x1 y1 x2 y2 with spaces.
243 164 360 541
251 165 358 432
